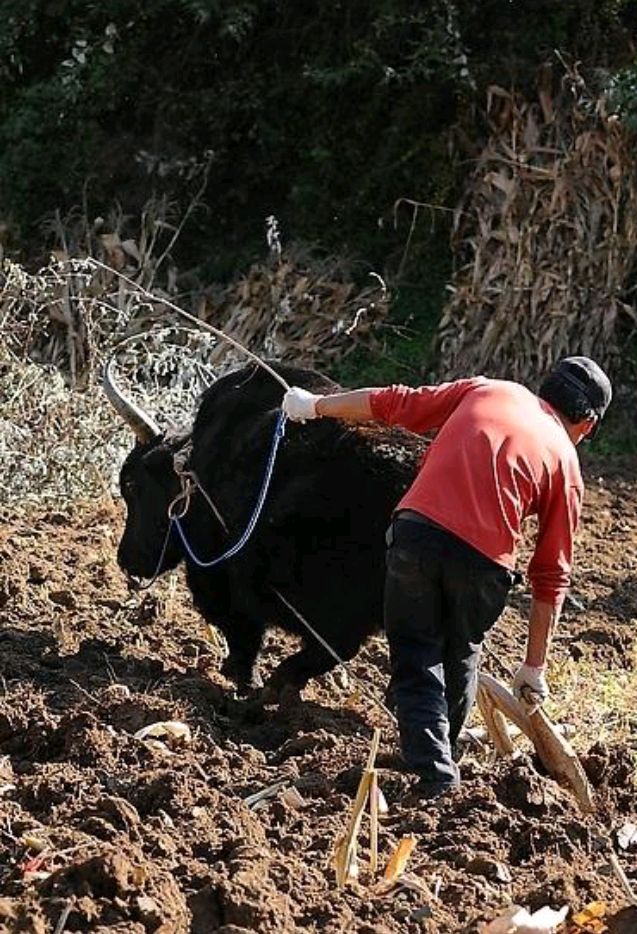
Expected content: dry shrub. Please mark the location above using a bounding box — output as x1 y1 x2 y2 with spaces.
0 258 224 505
0 345 130 506
2 237 387 384
0 223 387 505
201 246 388 372
437 63 637 381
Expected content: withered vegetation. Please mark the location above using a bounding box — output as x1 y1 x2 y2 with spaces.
0 226 388 506
438 65 637 381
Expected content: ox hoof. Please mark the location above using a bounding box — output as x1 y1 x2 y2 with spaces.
235 673 263 697
257 682 302 709
221 656 262 695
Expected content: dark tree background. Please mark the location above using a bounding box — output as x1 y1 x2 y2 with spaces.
1 0 636 339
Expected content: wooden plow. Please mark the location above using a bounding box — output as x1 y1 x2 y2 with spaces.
476 672 596 813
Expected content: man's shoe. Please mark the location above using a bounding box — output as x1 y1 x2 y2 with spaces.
403 778 458 805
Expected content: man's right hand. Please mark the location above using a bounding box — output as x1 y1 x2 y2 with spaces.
513 663 549 713
282 386 322 423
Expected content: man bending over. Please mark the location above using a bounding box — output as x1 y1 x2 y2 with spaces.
282 357 612 797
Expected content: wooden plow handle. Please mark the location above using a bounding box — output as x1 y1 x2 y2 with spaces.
476 672 596 814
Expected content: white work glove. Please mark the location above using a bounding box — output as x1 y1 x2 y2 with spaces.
282 386 322 423
512 663 549 714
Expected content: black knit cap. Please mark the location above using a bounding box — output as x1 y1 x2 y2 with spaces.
553 356 613 420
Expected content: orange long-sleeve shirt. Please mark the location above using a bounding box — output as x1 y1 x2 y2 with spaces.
370 378 583 606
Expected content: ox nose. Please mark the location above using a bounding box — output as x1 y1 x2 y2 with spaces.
123 571 145 592
117 544 147 585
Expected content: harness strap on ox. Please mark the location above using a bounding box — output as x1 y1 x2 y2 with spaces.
172 409 287 568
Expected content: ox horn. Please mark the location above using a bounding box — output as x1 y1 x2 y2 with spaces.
103 355 161 443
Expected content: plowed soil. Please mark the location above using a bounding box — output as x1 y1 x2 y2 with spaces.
0 462 636 933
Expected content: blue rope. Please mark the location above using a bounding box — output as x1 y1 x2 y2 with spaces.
173 409 287 568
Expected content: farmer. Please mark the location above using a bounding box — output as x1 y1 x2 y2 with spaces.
282 357 612 797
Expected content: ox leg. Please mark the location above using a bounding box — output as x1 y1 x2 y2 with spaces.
216 615 265 694
262 639 357 703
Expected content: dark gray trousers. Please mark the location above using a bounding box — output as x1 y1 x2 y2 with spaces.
384 514 515 785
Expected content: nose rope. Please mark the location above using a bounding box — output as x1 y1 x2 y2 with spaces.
172 410 287 568
130 467 198 591
133 520 177 592
134 410 286 590
179 469 228 533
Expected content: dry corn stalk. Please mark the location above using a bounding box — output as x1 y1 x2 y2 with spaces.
477 673 596 813
334 773 372 887
369 769 379 875
334 728 381 887
437 61 637 382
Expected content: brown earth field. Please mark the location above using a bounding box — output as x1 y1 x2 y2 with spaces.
0 460 636 933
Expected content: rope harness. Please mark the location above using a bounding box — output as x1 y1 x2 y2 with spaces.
137 410 286 588
173 410 286 568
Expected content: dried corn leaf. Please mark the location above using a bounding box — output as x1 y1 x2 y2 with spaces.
375 785 389 816
280 786 305 809
372 871 433 900
244 780 289 809
383 836 417 884
565 900 607 933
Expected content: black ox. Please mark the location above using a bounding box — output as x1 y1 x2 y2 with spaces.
105 361 425 697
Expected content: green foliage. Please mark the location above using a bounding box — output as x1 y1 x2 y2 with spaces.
455 0 637 83
331 236 452 387
1 0 636 301
609 62 637 129
0 1 472 269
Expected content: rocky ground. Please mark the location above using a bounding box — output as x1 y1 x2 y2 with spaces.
0 461 636 933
